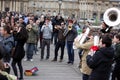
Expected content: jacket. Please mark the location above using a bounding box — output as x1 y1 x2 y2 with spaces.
26 24 38 44
87 47 114 80
77 39 94 75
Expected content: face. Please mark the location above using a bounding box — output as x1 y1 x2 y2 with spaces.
19 18 23 23
113 35 119 43
0 27 6 36
29 20 34 25
102 22 106 29
99 39 105 48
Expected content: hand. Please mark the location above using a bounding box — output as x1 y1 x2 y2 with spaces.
17 27 21 33
88 50 95 56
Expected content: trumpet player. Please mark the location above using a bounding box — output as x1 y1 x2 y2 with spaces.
66 20 77 64
52 22 66 62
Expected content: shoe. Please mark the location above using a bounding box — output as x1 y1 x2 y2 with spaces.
59 59 63 62
24 59 28 61
51 59 57 62
67 61 71 64
30 59 33 62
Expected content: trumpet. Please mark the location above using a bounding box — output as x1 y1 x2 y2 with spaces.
63 25 73 37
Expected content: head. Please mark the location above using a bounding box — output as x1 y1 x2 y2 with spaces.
113 33 120 44
61 22 65 28
99 34 112 48
102 22 109 29
19 17 24 24
29 19 34 25
0 26 11 36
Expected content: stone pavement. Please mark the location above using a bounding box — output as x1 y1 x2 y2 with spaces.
12 44 82 80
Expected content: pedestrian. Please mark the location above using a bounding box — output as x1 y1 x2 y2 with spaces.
0 26 14 74
52 22 66 62
25 19 38 61
12 24 28 80
66 20 77 64
86 34 114 80
112 33 120 80
74 30 94 80
40 17 53 60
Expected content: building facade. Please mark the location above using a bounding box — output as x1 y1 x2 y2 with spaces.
0 0 119 20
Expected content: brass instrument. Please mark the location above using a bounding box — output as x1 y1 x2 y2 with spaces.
103 7 120 27
63 25 73 36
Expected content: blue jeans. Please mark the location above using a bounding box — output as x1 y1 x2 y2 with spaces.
26 43 35 60
66 41 74 63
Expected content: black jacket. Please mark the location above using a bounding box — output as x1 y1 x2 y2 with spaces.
87 47 114 80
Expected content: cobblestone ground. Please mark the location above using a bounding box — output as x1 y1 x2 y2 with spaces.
11 44 82 80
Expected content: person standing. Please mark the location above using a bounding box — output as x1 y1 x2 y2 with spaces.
0 26 14 74
41 17 53 60
12 24 28 80
86 35 114 80
25 19 38 61
52 22 66 62
112 33 120 80
74 30 94 80
66 20 77 64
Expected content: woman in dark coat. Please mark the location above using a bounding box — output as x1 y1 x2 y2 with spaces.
12 24 28 80
86 35 114 80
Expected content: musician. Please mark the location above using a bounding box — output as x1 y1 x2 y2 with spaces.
100 21 112 34
74 30 94 80
66 20 77 64
86 34 114 80
52 22 66 62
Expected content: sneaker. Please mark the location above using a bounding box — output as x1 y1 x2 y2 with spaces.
24 59 28 61
30 59 33 62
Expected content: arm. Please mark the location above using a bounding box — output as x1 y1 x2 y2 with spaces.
86 51 101 69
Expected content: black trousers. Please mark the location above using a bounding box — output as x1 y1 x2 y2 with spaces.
54 41 65 60
12 59 23 79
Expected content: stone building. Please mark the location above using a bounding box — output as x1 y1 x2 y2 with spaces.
0 0 119 20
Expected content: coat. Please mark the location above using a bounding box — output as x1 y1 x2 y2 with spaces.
77 39 94 75
13 27 28 61
86 47 114 80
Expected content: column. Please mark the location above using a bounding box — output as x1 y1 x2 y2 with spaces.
2 0 4 11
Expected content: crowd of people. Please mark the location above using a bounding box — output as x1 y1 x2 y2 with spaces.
0 11 119 80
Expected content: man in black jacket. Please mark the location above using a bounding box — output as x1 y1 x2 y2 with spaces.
86 35 114 80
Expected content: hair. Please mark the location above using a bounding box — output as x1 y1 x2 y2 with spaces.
115 33 120 41
0 60 5 71
3 25 11 34
101 34 112 47
103 21 109 28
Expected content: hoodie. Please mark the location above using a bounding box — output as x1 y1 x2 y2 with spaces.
86 47 114 80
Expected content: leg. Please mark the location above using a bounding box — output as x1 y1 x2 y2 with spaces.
17 60 23 79
46 39 51 59
54 41 60 61
60 41 65 60
41 39 45 59
82 74 89 80
12 60 18 78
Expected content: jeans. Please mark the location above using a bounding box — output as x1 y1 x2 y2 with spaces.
83 74 89 80
66 41 74 63
54 41 65 60
26 43 35 60
41 39 51 59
